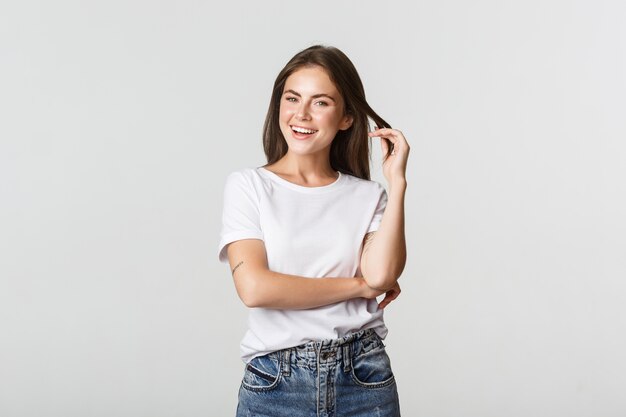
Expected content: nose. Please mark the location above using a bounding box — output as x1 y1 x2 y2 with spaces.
295 102 311 121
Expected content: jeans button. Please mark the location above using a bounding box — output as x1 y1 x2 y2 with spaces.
321 351 335 360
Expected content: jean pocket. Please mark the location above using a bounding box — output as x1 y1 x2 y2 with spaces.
350 344 396 388
241 352 282 392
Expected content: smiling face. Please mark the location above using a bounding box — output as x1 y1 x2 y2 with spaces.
278 65 353 156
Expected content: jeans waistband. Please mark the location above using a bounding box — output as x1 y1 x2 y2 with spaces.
275 328 382 376
294 328 379 352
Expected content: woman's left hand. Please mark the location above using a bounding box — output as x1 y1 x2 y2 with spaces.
368 127 410 187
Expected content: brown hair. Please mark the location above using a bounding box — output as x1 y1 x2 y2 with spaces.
261 44 393 181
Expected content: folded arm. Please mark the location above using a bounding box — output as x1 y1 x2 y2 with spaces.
226 238 375 310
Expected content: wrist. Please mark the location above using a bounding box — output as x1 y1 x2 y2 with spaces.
389 179 407 192
354 277 368 297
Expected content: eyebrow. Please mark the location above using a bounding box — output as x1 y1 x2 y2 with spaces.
283 89 336 103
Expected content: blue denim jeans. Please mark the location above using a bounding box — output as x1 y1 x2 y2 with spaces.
236 328 401 416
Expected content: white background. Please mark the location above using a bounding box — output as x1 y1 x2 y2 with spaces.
1 1 625 416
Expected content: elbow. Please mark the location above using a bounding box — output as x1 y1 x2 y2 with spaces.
362 270 397 291
363 260 406 290
233 270 263 308
239 291 258 308
367 275 398 291
363 263 405 290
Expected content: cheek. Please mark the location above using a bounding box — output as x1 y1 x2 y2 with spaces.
279 101 294 114
280 109 294 124
318 111 340 126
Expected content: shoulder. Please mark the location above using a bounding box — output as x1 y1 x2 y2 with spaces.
223 167 263 185
342 172 386 195
224 167 257 180
222 167 265 196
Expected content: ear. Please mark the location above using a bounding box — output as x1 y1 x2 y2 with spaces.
339 114 354 131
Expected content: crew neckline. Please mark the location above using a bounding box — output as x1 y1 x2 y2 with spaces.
256 166 346 193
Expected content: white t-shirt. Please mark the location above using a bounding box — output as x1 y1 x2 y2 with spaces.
217 166 389 364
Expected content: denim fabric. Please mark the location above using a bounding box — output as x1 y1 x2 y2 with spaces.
236 328 401 417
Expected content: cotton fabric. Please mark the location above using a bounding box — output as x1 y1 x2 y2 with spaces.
218 166 389 364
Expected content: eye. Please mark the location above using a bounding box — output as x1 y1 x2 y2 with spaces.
315 101 329 106
285 96 297 102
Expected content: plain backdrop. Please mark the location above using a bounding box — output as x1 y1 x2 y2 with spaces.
1 0 625 416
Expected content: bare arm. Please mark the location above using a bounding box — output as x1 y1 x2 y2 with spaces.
360 180 407 290
362 126 410 291
226 238 380 310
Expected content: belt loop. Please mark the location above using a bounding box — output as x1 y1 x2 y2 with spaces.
281 348 291 376
342 343 351 372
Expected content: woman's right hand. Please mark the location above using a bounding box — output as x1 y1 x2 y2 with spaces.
357 278 401 310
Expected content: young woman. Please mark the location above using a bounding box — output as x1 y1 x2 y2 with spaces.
218 44 409 416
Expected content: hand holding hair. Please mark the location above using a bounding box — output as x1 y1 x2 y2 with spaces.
368 126 410 188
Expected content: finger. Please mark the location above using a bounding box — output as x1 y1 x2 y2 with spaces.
370 132 401 152
368 128 397 137
385 291 399 302
378 298 390 309
378 291 399 309
388 289 400 301
378 294 390 309
380 136 389 155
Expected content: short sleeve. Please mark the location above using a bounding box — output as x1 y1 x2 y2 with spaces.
366 184 388 234
217 171 264 263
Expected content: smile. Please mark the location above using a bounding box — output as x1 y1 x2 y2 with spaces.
290 125 318 134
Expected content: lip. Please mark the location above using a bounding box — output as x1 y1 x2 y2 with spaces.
288 124 318 140
290 124 318 132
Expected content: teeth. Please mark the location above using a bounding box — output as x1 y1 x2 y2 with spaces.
292 126 317 134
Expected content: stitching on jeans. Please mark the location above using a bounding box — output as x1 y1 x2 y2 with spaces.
242 358 282 392
246 364 276 382
282 349 291 376
349 348 396 389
